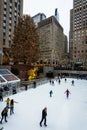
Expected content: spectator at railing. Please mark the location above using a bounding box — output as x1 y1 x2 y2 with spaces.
0 90 3 101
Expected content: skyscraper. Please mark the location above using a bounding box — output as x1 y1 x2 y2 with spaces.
0 0 23 64
69 0 87 66
55 8 59 22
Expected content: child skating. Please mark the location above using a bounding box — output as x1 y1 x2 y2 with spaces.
64 89 71 99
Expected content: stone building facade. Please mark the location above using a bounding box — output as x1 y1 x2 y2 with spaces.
36 16 67 66
0 0 23 64
69 0 87 66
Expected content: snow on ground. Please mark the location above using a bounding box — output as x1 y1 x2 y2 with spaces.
0 78 87 130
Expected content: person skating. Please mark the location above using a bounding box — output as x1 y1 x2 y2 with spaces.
5 97 10 108
33 81 36 88
10 99 18 115
49 90 53 97
40 107 47 127
0 90 3 101
65 78 67 82
0 106 8 123
0 127 4 130
58 79 61 84
71 80 74 85
64 89 71 99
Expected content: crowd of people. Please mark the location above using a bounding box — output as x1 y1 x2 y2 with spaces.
0 76 75 128
0 97 17 124
49 77 73 100
39 77 74 127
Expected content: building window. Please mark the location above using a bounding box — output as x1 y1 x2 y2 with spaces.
10 5 12 9
15 2 17 7
15 0 18 2
3 29 6 33
10 8 12 12
9 20 12 24
4 10 6 15
9 17 12 20
3 32 6 36
3 22 6 27
4 14 6 17
3 39 5 45
4 8 6 11
15 7 17 11
9 40 11 47
4 4 7 8
9 23 12 26
4 17 6 21
9 31 11 35
14 12 17 16
10 0 12 3
10 12 12 15
14 21 16 26
3 26 6 29
9 14 12 17
9 25 11 29
9 28 11 32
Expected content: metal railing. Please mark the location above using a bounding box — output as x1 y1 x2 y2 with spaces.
1 78 49 98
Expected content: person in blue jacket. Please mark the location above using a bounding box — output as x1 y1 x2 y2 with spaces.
49 90 53 97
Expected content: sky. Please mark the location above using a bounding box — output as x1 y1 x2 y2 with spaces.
23 0 73 39
0 78 87 130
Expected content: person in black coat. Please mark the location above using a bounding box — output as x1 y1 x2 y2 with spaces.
40 107 47 127
0 90 3 101
33 81 36 88
0 106 8 123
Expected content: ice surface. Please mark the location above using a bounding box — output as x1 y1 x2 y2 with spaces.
0 78 87 130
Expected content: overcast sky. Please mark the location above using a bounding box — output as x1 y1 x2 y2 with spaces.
23 0 73 39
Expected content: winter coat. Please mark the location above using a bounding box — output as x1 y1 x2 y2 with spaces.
42 108 47 118
1 107 8 116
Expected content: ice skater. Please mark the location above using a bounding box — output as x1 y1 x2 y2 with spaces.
40 107 47 127
33 81 36 88
0 90 3 101
0 127 4 130
49 90 53 97
10 99 18 115
0 106 8 123
49 80 52 84
5 97 10 108
65 78 67 82
64 89 71 99
58 79 61 84
52 80 54 85
71 80 74 85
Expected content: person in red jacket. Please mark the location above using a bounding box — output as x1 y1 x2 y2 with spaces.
64 89 71 99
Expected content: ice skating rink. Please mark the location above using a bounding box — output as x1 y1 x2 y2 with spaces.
0 78 87 130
